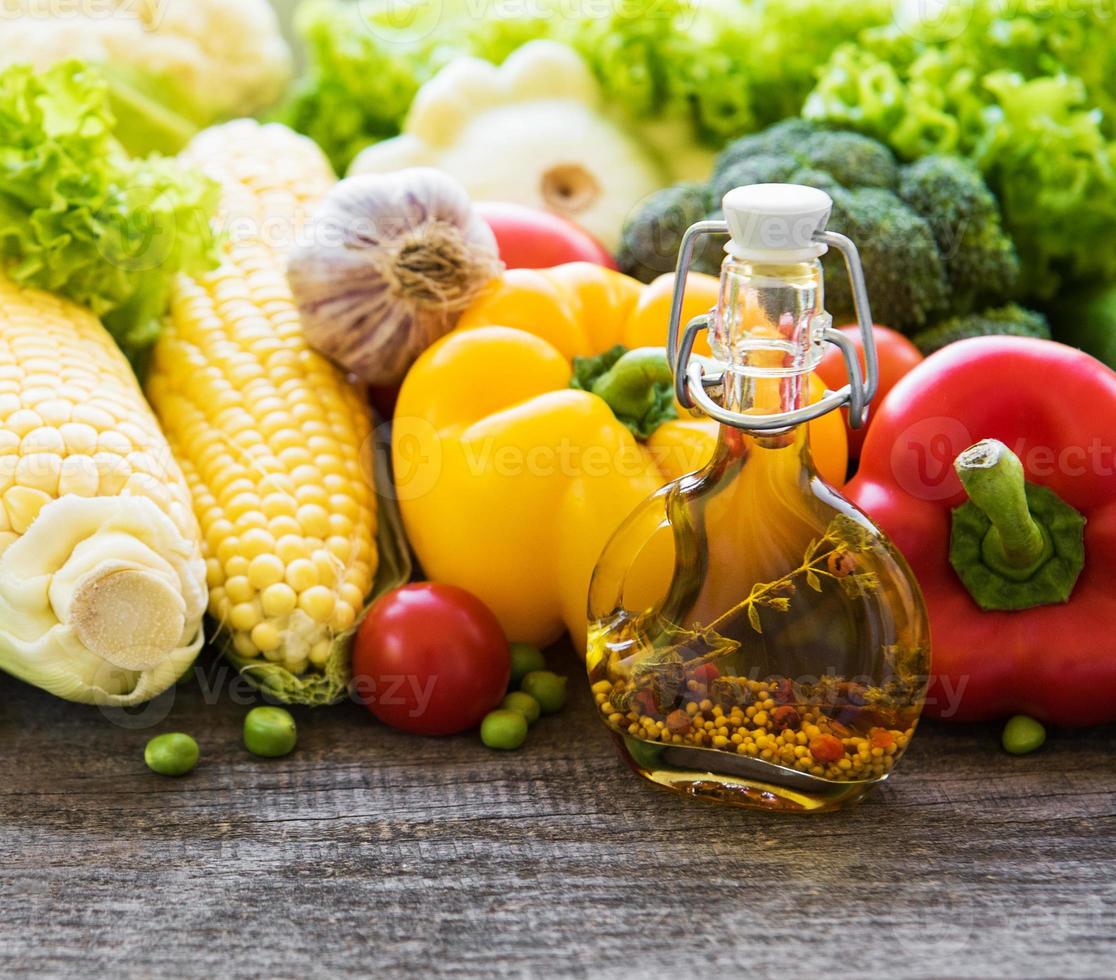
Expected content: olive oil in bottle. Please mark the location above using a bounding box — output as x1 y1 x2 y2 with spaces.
586 185 930 812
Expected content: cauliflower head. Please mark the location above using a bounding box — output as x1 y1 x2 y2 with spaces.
1 0 291 152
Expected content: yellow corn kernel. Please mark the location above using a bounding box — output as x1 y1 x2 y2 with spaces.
232 631 257 658
284 558 318 593
248 553 285 590
239 527 275 559
4 486 51 534
330 601 356 632
205 558 224 589
339 582 366 609
250 622 281 654
225 575 254 604
229 601 261 632
260 582 297 618
298 585 335 623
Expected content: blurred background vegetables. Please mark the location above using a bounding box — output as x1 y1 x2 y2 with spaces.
912 304 1051 357
475 202 615 270
276 0 1116 368
348 42 666 250
1048 284 1116 370
282 0 893 174
803 0 1116 298
4 0 292 156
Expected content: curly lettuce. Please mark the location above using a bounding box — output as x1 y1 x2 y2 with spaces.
804 1 1116 295
282 0 893 174
0 61 219 366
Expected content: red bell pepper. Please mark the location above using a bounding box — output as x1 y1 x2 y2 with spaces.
848 337 1116 726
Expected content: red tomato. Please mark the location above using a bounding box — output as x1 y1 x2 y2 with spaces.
475 201 616 270
816 324 923 458
352 583 510 735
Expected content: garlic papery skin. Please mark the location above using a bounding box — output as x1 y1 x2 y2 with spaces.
0 495 206 705
288 168 502 386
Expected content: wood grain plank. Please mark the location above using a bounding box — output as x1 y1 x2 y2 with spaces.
0 644 1112 979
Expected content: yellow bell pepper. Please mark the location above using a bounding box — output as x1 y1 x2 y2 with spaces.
394 263 847 648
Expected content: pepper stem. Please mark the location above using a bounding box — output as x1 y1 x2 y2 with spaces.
570 345 678 440
590 348 674 420
954 440 1050 578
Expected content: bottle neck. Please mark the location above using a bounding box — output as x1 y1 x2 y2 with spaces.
711 254 823 437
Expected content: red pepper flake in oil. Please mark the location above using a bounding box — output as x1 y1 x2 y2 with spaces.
810 734 846 763
666 709 692 735
771 705 801 731
870 728 897 750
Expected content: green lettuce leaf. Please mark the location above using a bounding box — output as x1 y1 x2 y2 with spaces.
804 2 1116 295
0 60 219 366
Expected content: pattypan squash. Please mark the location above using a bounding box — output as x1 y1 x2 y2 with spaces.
349 41 667 250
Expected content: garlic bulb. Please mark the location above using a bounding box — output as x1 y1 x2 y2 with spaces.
288 169 502 385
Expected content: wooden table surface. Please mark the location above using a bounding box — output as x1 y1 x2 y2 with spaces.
0 643 1112 979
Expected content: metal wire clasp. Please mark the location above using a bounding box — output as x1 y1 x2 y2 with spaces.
665 221 879 432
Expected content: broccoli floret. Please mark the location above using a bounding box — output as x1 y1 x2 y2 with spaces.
824 187 950 331
912 304 1051 356
899 156 1021 315
713 121 897 193
708 153 805 206
786 168 844 196
633 121 992 333
713 118 819 177
618 183 722 283
797 130 900 190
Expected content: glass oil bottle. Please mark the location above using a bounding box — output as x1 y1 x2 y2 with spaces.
586 184 930 813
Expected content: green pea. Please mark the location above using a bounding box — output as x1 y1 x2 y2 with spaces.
520 671 567 714
480 709 528 750
243 706 298 758
144 733 199 777
501 691 541 725
1002 714 1046 755
508 642 546 687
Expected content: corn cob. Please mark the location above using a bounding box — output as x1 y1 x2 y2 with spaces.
0 276 206 705
146 120 379 704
